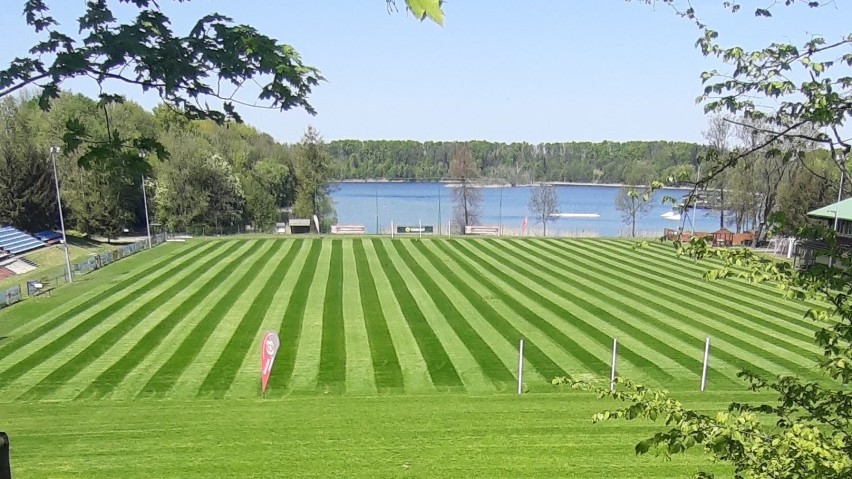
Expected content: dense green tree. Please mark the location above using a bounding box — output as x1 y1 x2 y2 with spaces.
152 134 214 232
204 154 246 233
0 97 56 232
1 1 324 169
242 174 278 232
775 151 842 235
293 126 335 230
571 2 852 478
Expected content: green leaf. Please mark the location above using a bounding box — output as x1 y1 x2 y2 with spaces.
635 439 654 455
405 0 444 25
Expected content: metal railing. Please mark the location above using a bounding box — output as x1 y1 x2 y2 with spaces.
0 233 167 309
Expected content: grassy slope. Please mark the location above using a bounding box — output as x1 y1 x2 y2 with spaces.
0 236 827 477
0 236 115 290
1 237 824 397
2 393 737 479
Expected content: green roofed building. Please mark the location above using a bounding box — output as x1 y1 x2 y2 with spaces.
806 198 852 235
793 198 852 269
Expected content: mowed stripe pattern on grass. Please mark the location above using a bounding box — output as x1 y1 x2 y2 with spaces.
0 237 823 401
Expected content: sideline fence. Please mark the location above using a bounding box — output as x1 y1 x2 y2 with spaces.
0 233 167 310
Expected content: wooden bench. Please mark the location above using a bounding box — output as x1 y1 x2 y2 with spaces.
465 225 500 236
331 225 366 235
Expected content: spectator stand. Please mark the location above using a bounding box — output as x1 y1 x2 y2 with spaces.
0 226 46 256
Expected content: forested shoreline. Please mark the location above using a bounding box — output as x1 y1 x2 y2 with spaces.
0 93 840 239
327 139 703 184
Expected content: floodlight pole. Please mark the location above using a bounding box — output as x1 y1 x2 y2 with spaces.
141 175 153 248
830 156 845 268
50 146 73 284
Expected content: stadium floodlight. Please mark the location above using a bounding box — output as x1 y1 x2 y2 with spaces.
139 152 153 249
50 146 73 284
142 175 152 249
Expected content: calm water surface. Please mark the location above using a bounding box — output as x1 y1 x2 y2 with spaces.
330 182 722 237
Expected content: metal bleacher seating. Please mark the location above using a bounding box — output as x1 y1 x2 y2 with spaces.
34 230 63 244
0 226 46 256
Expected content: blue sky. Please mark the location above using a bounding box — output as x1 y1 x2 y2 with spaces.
1 1 848 144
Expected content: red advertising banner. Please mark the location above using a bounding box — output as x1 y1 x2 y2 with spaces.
260 331 280 394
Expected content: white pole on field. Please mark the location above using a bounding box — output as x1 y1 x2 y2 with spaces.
141 175 152 249
419 219 422 239
610 337 618 391
787 238 795 259
700 337 711 392
391 220 394 239
50 146 73 284
448 219 451 237
517 338 525 395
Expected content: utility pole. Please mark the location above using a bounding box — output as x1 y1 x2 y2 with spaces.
138 152 153 248
50 146 73 283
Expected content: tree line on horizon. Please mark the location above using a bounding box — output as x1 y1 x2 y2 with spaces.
0 93 840 241
327 139 703 184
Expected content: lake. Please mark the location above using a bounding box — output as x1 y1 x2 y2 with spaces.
330 182 723 237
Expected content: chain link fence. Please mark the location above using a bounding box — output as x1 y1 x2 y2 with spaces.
0 233 167 310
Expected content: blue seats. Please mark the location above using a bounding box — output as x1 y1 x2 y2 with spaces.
34 230 63 243
0 226 46 256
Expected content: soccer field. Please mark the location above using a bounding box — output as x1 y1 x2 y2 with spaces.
0 237 820 477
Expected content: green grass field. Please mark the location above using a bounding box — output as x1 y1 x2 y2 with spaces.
0 237 821 477
0 235 115 290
